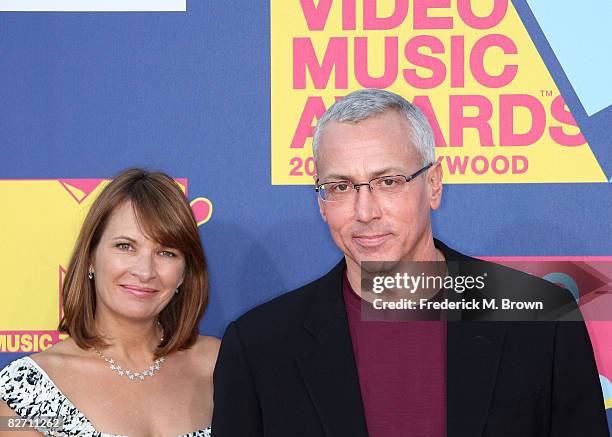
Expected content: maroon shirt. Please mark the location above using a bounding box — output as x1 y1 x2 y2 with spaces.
343 273 447 437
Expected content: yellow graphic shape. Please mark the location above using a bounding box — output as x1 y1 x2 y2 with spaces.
271 0 606 184
0 180 105 331
60 182 88 202
58 179 103 203
176 179 187 194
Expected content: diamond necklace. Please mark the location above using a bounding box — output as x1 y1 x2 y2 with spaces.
93 349 166 381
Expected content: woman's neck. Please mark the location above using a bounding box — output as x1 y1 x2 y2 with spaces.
93 312 163 366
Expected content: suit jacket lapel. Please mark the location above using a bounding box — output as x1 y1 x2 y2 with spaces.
447 322 506 437
438 239 507 436
296 260 369 437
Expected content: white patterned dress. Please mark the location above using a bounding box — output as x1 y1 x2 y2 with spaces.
0 357 211 437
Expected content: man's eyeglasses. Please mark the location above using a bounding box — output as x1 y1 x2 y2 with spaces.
315 163 434 202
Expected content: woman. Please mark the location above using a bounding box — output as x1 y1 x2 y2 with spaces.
0 168 219 436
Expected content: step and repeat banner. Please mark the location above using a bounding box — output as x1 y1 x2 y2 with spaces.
1 0 611 430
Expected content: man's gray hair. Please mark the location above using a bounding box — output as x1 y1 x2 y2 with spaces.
312 89 435 165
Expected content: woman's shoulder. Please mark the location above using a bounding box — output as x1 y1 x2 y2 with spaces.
194 335 221 351
187 336 220 376
0 354 58 418
0 339 86 408
26 338 86 373
0 344 98 434
0 355 45 390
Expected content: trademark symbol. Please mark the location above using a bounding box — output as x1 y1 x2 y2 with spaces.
540 90 553 97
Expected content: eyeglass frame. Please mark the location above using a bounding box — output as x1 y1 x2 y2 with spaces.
315 162 435 202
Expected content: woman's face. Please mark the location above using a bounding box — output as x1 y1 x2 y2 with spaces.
91 201 186 323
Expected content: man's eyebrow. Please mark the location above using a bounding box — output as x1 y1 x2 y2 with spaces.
319 173 352 181
370 167 406 177
320 168 406 182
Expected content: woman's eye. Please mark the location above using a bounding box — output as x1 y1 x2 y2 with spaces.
159 250 176 257
116 243 132 250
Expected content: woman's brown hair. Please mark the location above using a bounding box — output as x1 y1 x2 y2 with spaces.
59 168 208 358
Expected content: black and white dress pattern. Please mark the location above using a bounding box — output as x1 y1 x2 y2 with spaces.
0 357 211 437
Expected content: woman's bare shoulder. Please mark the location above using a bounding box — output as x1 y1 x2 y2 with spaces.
0 342 80 437
27 338 87 372
189 336 221 375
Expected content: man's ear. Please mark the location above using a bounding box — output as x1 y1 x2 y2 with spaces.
318 196 328 223
314 174 328 223
428 161 443 211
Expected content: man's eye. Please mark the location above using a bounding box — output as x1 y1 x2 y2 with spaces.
378 177 403 188
331 183 350 193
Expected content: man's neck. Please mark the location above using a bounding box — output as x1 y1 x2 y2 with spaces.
345 239 445 298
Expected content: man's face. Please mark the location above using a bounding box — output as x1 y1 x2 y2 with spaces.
315 110 442 272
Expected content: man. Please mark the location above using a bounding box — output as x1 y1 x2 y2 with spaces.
212 89 608 436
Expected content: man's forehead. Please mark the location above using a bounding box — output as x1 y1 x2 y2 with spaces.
322 110 411 136
321 166 413 182
316 149 421 182
315 117 420 178
317 111 415 148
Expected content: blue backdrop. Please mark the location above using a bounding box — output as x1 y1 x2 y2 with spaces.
1 0 611 426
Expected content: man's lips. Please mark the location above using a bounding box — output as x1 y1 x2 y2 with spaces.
352 233 391 247
121 284 158 297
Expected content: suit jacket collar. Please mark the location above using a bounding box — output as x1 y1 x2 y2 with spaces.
302 259 346 341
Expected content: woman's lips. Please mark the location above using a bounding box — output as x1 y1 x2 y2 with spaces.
121 285 158 298
353 234 391 247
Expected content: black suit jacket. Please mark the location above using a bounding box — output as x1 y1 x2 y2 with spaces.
212 240 609 436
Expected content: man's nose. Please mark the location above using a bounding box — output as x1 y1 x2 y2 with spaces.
354 184 382 223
